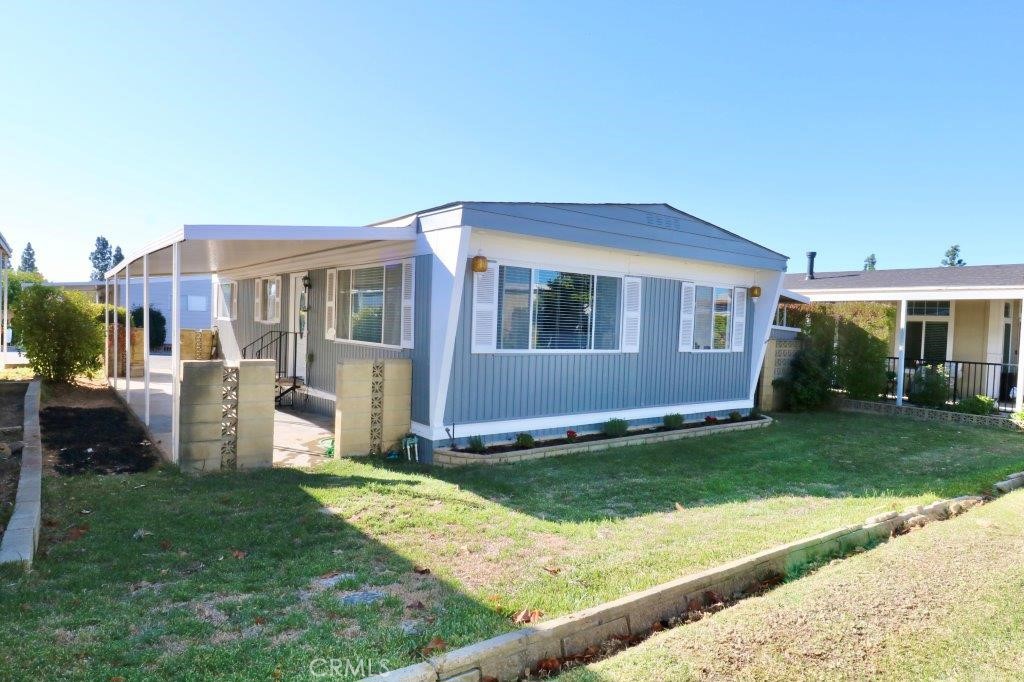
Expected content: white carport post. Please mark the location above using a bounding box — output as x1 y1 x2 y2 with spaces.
1 264 7 368
170 242 181 463
143 254 150 425
895 298 908 407
104 278 110 376
112 273 119 388
124 266 131 405
1016 298 1024 412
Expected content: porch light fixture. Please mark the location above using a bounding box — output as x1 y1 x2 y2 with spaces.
301 274 312 291
748 285 762 300
471 255 489 273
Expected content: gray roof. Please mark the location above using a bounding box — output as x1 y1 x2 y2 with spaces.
375 201 788 271
786 264 1024 291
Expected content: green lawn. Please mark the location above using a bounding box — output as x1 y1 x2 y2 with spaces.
2 412 1022 681
563 487 1024 681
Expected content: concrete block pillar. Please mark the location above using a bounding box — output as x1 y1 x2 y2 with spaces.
235 359 275 469
178 360 226 473
334 359 412 458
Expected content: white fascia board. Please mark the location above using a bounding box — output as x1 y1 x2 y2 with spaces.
798 287 1024 302
182 224 416 242
424 225 471 429
105 227 186 279
749 271 785 402
217 239 422 280
411 397 754 441
779 288 810 304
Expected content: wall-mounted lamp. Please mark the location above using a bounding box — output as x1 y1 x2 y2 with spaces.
471 255 489 273
301 274 312 291
748 285 763 300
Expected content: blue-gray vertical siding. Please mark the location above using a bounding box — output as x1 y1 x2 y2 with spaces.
120 277 213 331
221 258 431 420
444 272 755 425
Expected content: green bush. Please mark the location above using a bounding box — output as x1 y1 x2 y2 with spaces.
908 365 951 408
514 432 535 449
466 435 486 453
1012 411 1024 429
836 324 889 399
130 306 167 349
662 413 684 430
601 418 629 438
95 303 127 326
728 410 743 422
773 348 833 411
16 285 103 382
955 394 996 415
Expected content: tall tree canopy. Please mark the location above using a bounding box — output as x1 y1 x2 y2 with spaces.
89 236 118 280
112 246 124 267
941 244 966 267
18 242 37 273
863 253 877 271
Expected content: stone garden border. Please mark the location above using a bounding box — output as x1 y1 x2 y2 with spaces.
362 474 1024 682
0 380 42 569
839 398 1023 431
432 416 774 468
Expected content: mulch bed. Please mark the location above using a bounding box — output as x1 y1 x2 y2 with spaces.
41 406 159 475
0 382 28 532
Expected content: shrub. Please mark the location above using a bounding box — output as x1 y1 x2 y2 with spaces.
728 410 743 422
835 324 888 399
514 432 535 449
1013 411 1024 429
663 413 684 430
565 429 578 442
130 306 167 349
908 365 951 408
466 435 486 453
955 394 996 415
704 415 719 425
601 418 629 438
16 285 103 382
748 406 761 419
95 303 127 326
773 348 833 411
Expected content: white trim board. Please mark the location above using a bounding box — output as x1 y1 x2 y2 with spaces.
796 287 1024 302
410 398 753 441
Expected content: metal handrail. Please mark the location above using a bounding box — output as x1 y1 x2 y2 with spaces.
240 331 299 404
885 356 1019 411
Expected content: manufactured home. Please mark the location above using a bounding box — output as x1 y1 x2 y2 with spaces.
105 202 790 469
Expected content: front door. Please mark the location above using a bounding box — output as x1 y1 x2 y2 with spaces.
289 272 308 381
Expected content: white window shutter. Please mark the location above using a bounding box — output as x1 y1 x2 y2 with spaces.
254 278 263 322
324 269 336 340
471 262 498 353
401 258 415 348
621 276 642 353
678 281 696 352
732 286 747 352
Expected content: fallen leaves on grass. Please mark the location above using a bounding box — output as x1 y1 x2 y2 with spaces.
131 528 152 540
413 565 431 575
66 524 90 541
159 539 172 550
675 502 686 511
513 608 543 625
542 566 561 576
421 636 448 656
230 549 247 560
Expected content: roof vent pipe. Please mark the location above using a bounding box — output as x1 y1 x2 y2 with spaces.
806 251 817 280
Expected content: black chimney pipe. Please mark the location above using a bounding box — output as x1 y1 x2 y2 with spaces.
806 251 817 280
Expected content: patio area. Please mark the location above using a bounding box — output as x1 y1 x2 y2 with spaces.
112 354 332 468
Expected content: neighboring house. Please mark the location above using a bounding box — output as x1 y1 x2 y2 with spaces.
785 253 1024 411
105 202 790 463
51 276 213 332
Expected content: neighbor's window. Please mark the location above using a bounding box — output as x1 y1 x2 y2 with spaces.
692 285 732 350
907 300 950 316
335 264 405 346
186 295 208 312
216 281 236 320
255 276 281 323
496 265 622 351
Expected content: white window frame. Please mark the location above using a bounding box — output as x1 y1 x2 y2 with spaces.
329 259 413 350
254 275 282 324
216 280 237 321
479 260 633 355
905 302 954 363
679 281 745 353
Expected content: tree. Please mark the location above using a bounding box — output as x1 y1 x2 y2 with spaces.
130 305 167 349
863 253 877 271
18 242 38 273
112 246 124 267
89 236 113 280
941 244 966 267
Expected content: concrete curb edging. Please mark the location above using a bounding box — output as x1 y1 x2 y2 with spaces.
362 492 985 682
838 398 1024 431
433 417 773 468
0 380 42 569
994 471 1024 494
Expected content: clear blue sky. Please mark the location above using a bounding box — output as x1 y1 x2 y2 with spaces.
2 1 1021 280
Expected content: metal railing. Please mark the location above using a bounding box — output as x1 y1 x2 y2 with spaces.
241 331 299 404
885 357 1019 412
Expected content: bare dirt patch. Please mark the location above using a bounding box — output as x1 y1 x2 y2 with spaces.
40 379 159 475
0 381 28 531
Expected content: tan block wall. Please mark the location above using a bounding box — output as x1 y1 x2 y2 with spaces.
235 359 275 470
757 338 806 411
178 360 225 474
334 359 412 458
180 329 217 361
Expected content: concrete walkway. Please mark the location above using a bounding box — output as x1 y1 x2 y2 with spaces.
113 354 332 468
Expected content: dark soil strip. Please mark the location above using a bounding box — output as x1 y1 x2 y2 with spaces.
0 382 28 531
40 406 159 475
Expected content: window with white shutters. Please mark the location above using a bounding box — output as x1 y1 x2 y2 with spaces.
680 282 741 352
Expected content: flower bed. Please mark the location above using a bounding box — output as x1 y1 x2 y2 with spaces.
433 415 773 468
